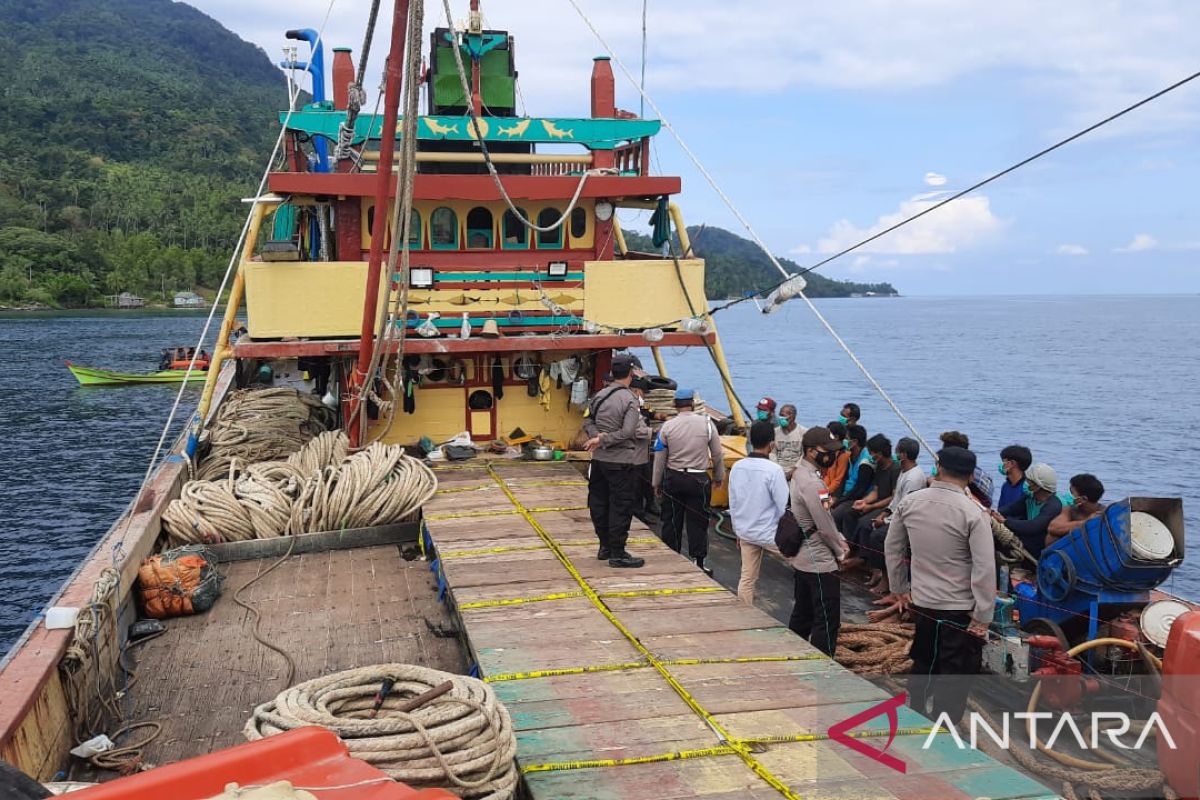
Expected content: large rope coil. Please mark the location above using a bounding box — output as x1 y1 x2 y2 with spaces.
245 665 518 799
196 389 335 481
836 622 915 675
163 432 437 546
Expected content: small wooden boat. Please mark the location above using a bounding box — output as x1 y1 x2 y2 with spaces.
65 361 208 386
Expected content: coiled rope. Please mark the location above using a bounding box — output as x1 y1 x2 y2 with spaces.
245 665 518 799
163 433 437 546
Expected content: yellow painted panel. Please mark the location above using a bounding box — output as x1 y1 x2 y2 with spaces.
368 380 586 446
245 261 385 338
583 258 706 329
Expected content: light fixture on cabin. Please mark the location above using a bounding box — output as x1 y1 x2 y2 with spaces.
594 201 614 222
547 260 568 279
410 266 435 289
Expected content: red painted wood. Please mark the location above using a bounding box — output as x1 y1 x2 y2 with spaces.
335 198 362 261
594 219 614 261
590 57 616 171
332 48 354 110
351 0 411 447
267 173 681 200
235 332 711 359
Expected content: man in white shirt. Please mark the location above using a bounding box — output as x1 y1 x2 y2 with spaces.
728 420 790 605
769 403 807 480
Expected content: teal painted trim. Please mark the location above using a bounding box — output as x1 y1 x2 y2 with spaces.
280 111 662 150
401 315 581 329
434 271 584 281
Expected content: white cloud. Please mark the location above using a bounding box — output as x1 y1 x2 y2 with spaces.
1056 244 1089 256
815 193 1005 255
1115 233 1158 253
186 1 1200 127
924 172 947 187
789 244 812 255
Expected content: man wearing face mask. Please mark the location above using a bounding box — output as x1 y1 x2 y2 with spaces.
1045 473 1105 547
755 397 778 425
996 445 1033 509
789 426 850 655
822 421 851 496
838 402 861 428
990 462 1061 560
770 403 807 480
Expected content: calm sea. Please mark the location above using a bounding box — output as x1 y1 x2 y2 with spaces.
1 295 1197 655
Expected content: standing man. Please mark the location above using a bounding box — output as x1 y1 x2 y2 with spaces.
728 420 789 604
770 403 807 480
583 353 650 568
789 426 850 655
756 397 778 424
886 446 995 722
996 445 1032 510
630 375 663 525
653 388 726 575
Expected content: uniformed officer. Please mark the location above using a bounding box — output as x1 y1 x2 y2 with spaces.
583 353 651 568
652 388 725 575
789 426 850 655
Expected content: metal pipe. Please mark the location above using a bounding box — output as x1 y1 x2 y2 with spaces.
611 215 629 255
284 29 329 171
651 347 668 377
349 0 410 448
196 201 272 421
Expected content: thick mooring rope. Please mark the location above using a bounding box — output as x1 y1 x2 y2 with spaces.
245 665 518 800
163 433 436 546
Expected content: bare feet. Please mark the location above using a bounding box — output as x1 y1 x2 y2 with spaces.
873 593 898 606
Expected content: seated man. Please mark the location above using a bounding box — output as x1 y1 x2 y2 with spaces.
837 434 896 568
1045 473 1105 548
822 421 850 496
832 424 872 508
991 462 1061 560
862 436 925 593
997 444 1033 509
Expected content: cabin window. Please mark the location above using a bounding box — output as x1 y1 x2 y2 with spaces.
430 207 458 249
502 208 529 249
466 207 494 249
569 207 587 240
536 207 563 248
406 209 422 249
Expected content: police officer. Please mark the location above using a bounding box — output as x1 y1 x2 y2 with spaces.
652 388 725 575
789 426 850 655
630 375 662 525
583 353 650 568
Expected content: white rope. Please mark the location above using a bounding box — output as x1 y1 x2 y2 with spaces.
245 665 518 800
110 0 341 565
565 0 938 455
440 0 612 234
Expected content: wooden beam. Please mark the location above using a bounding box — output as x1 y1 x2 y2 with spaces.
268 173 681 200
234 332 712 358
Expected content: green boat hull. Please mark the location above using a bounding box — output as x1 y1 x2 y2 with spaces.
66 362 208 386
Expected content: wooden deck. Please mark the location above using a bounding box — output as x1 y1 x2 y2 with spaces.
114 543 465 771
425 461 1058 800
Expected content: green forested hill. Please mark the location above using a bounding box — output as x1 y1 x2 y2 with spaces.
622 226 899 299
0 0 287 306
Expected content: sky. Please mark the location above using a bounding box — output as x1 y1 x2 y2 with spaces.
185 0 1200 295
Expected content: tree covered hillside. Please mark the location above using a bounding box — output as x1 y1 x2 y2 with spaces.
622 226 899 299
0 0 288 306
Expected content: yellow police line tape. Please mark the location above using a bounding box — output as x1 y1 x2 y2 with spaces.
440 537 660 559
457 585 725 611
425 504 588 521
520 728 938 775
481 464 804 800
484 654 830 683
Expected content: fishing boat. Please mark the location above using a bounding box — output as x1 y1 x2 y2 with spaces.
2 2 1194 799
65 362 208 386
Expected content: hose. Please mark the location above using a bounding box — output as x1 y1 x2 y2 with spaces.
244 665 518 799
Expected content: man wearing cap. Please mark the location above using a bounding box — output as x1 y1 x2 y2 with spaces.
755 397 778 424
991 462 1062 561
583 353 651 568
653 388 725 575
886 446 996 722
789 426 850 655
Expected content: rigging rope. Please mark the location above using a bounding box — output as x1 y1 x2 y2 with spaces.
245 665 519 799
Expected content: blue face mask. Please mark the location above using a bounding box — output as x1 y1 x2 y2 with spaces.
837 415 848 424
931 466 939 477
756 410 770 421
997 462 1007 477
1060 491 1077 508
892 454 901 465
778 417 790 429
1022 483 1035 498
843 439 850 450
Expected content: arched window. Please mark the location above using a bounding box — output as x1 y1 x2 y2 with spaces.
430 207 458 249
465 207 494 249
406 209 422 249
536 207 563 248
502 208 529 249
570 207 587 240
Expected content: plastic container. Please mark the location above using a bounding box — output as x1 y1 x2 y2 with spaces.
1158 610 1200 797
44 607 79 630
1141 598 1191 648
1130 511 1175 560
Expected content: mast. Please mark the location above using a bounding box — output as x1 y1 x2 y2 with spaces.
349 0 411 447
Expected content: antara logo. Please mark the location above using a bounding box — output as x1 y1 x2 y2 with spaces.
826 693 908 774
